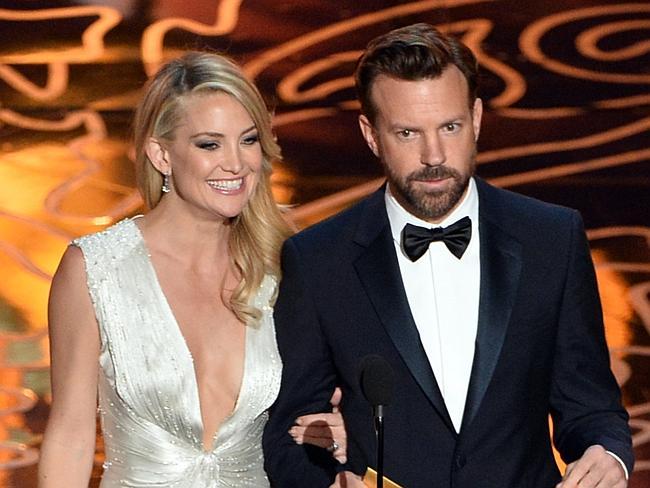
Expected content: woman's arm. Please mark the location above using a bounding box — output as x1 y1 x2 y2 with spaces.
291 389 367 487
38 246 100 487
291 387 348 464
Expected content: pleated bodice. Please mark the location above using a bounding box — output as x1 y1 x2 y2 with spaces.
73 218 282 487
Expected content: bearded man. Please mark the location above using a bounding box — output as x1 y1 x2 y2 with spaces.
263 23 633 488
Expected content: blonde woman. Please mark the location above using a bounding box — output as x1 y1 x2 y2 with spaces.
39 52 345 487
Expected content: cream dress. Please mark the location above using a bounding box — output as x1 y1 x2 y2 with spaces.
74 218 282 487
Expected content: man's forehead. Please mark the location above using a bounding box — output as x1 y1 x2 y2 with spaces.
369 73 472 122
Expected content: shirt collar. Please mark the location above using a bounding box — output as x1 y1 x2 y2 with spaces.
385 176 479 244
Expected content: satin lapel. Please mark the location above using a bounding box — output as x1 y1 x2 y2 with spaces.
461 185 522 431
353 189 455 432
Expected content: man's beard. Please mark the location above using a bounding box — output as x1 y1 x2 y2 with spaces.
386 159 475 222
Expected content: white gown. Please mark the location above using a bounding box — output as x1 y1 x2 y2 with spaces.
74 218 282 487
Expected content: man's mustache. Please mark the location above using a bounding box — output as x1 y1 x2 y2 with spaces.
407 165 459 182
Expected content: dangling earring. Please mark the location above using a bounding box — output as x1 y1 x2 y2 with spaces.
161 172 171 193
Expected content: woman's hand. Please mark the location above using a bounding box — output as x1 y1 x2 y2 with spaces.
330 470 367 487
289 387 348 464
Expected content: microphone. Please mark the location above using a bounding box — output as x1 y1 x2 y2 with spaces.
359 355 394 488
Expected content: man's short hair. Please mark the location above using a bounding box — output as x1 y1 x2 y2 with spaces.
354 23 479 123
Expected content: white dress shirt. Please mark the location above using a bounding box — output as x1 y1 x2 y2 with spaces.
386 177 480 433
385 179 629 478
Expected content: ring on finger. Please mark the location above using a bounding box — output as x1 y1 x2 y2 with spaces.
326 441 339 453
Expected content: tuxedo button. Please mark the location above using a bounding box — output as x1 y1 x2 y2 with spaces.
454 454 466 469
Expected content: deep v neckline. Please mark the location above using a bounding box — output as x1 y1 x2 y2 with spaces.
129 217 248 452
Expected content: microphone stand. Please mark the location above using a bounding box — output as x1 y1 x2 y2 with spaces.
359 354 393 488
374 405 384 488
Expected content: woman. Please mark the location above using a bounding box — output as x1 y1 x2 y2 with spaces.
38 51 346 487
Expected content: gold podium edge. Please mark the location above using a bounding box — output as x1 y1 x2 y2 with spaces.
364 468 402 488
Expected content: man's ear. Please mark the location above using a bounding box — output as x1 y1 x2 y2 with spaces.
472 98 483 142
145 138 170 174
358 115 380 158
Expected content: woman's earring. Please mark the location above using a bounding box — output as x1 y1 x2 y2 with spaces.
161 172 171 193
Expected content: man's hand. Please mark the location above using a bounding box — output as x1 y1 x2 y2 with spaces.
556 445 627 487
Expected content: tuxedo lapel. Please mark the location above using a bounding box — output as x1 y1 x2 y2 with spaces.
353 188 455 433
461 180 522 430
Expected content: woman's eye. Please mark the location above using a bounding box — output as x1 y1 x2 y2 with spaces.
197 142 219 150
242 134 260 145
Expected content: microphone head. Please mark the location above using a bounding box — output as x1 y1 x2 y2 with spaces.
359 354 395 406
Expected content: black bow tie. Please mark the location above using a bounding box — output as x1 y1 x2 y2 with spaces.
401 216 472 261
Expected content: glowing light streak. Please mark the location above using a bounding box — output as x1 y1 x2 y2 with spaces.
273 108 339 127
496 107 584 119
0 6 120 101
141 0 244 76
0 63 67 102
275 19 526 109
448 19 526 108
488 148 650 188
587 226 650 241
520 3 650 84
0 108 141 225
0 6 122 64
478 116 650 164
595 94 650 109
277 51 361 104
287 178 384 227
630 282 650 336
497 94 650 118
577 20 650 61
244 0 495 79
0 241 51 281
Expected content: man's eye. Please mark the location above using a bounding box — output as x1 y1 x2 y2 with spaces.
397 129 413 138
443 123 459 132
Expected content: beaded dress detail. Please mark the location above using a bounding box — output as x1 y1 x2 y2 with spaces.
73 218 282 487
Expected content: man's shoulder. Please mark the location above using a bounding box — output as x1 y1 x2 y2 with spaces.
477 178 578 226
288 188 383 247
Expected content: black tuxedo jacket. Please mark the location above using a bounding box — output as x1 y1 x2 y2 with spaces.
263 178 633 488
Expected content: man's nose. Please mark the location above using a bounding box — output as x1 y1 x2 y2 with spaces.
420 134 445 166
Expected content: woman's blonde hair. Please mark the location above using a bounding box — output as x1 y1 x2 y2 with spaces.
133 51 292 324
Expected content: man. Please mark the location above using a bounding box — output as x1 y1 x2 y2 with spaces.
263 23 633 487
